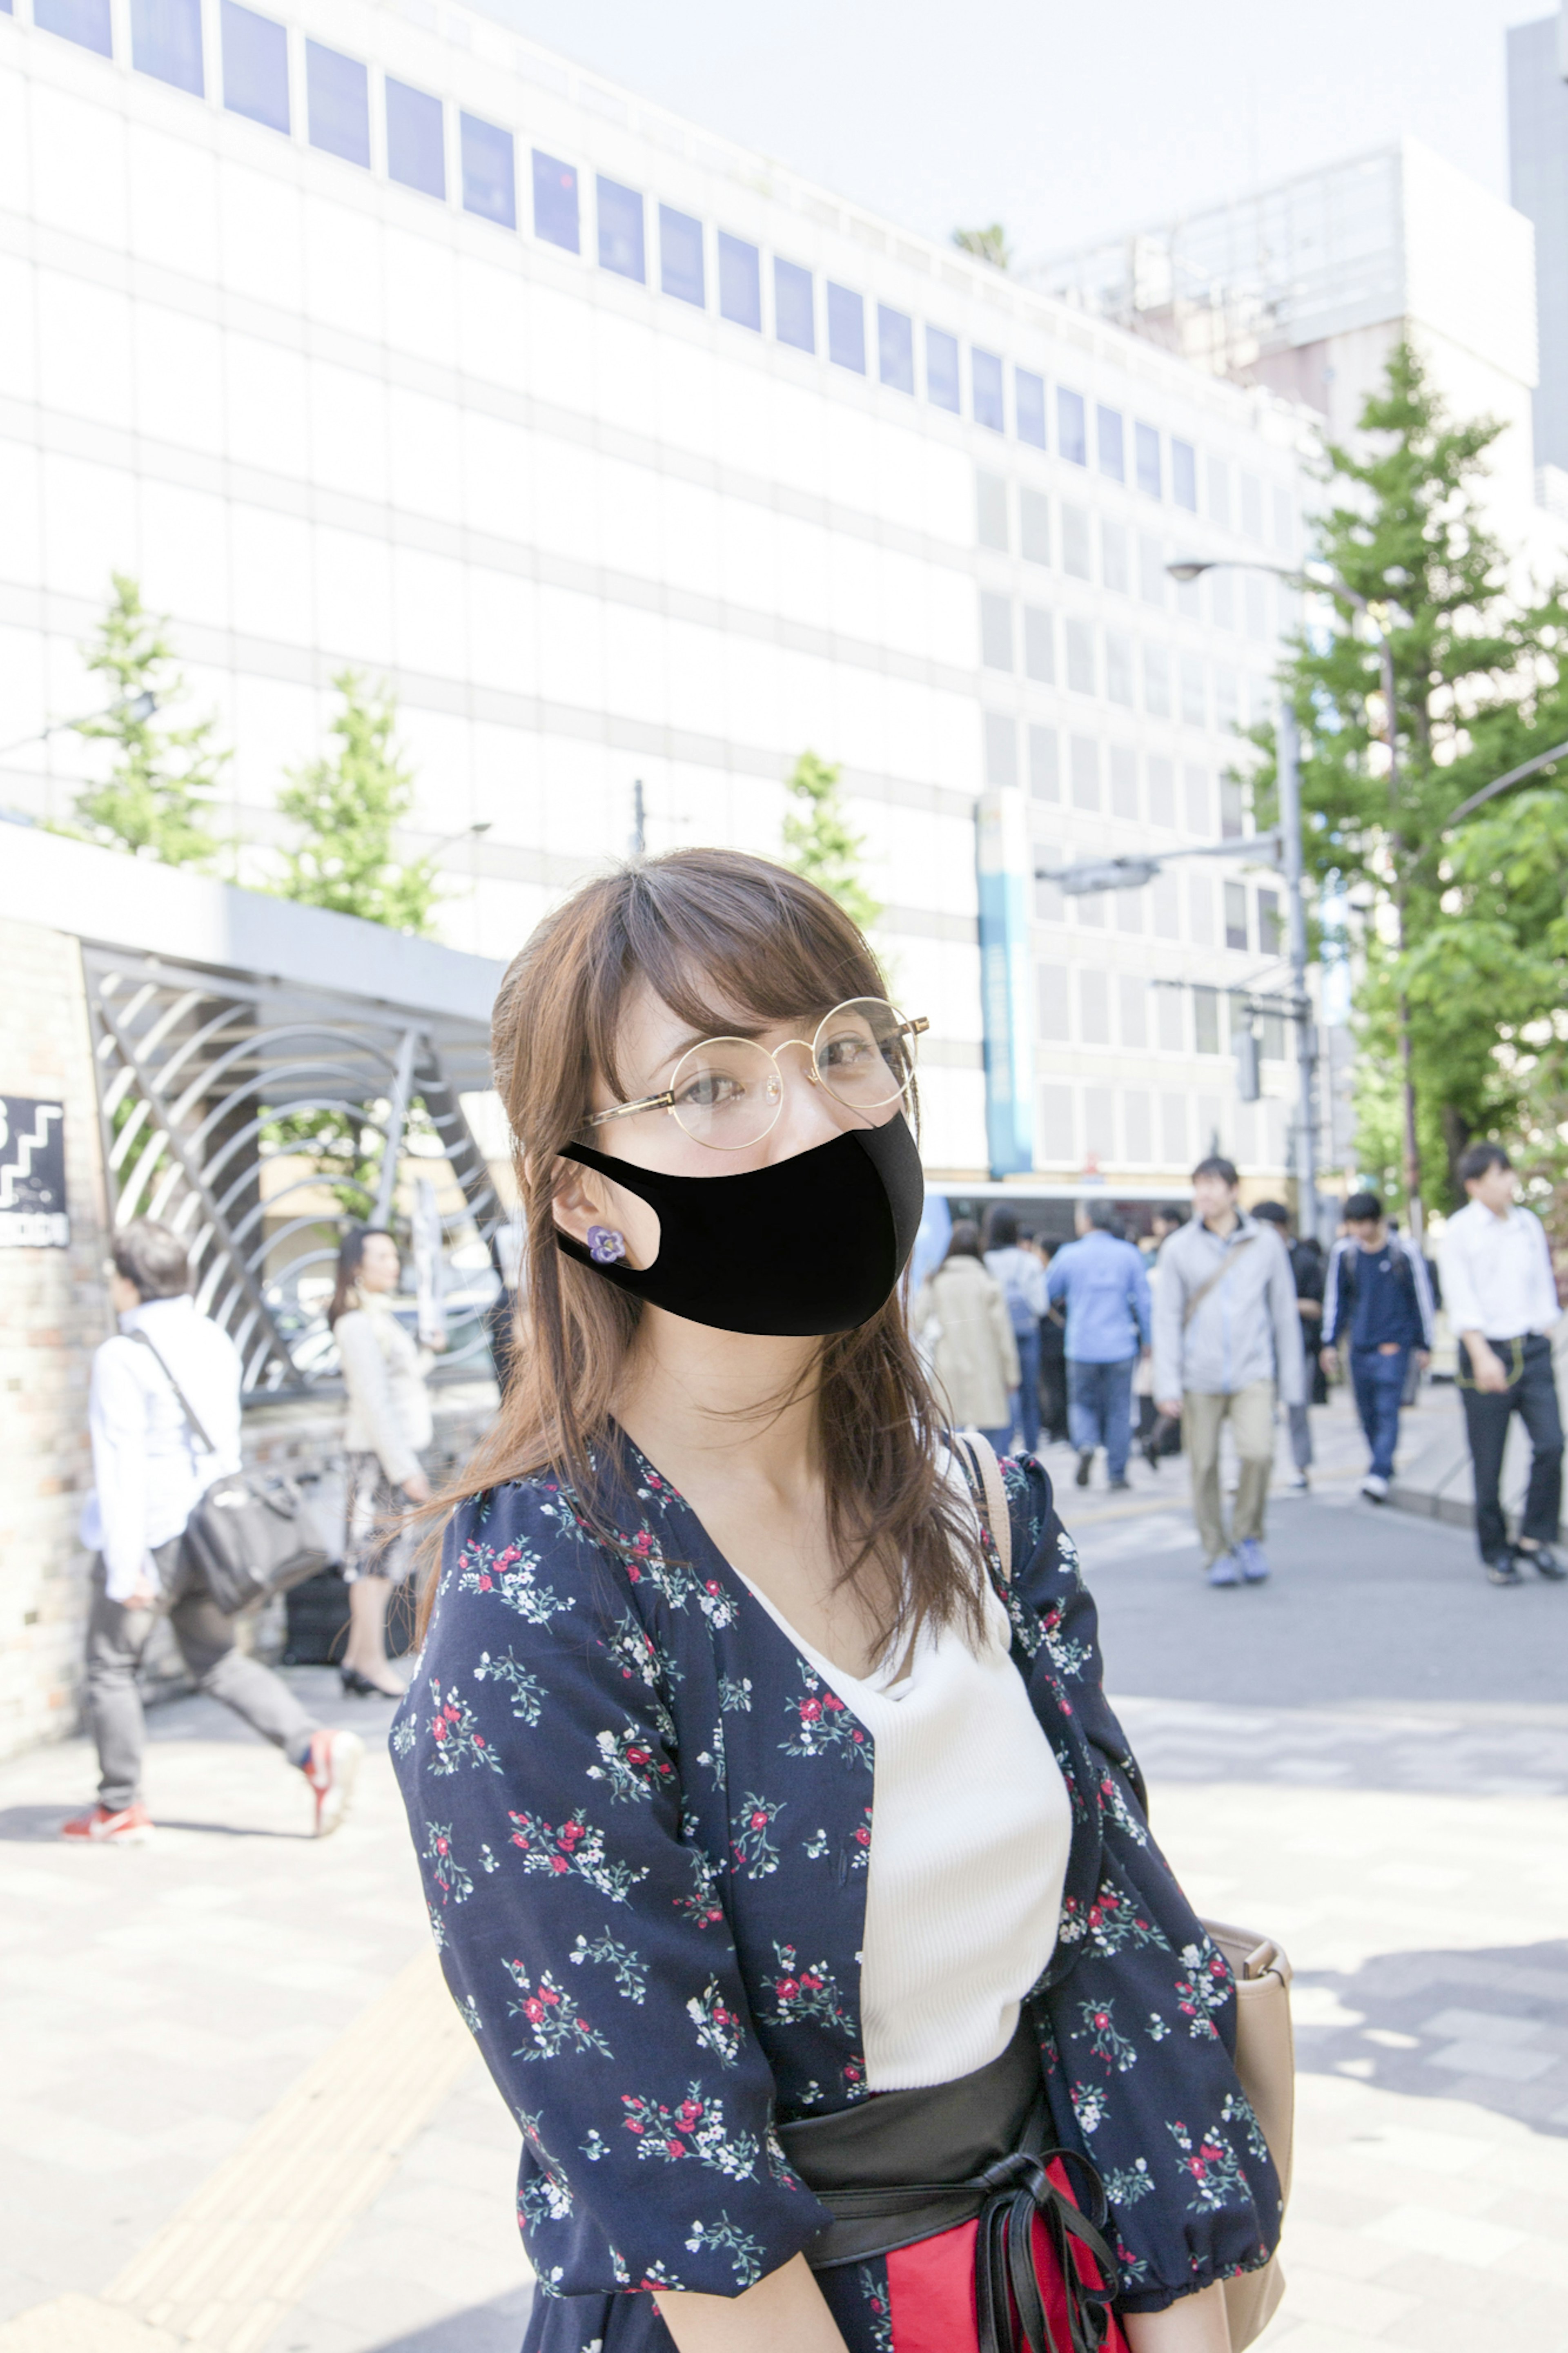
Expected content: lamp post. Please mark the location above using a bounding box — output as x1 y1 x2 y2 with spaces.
1169 555 1413 1239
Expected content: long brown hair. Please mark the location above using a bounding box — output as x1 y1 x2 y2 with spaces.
327 1225 394 1330
418 848 983 1655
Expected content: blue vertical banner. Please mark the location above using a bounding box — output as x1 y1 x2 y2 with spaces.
975 787 1034 1178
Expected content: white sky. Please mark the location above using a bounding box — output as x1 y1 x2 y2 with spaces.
479 0 1551 264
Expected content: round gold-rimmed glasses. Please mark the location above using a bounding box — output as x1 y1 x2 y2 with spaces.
586 997 928 1153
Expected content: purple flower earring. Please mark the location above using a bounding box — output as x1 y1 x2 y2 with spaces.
586 1224 628 1265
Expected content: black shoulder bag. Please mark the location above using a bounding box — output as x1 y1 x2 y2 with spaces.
131 1329 329 1616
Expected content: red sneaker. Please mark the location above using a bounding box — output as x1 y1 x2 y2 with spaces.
62 1802 154 1847
301 1729 363 1838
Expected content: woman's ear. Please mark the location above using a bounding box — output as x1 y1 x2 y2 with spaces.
548 1155 661 1271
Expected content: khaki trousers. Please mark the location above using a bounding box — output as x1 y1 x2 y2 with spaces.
1183 1382 1276 1565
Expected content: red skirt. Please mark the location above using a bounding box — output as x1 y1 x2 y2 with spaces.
881 2159 1130 2353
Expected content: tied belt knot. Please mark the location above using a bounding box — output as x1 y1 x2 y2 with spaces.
775 2021 1122 2353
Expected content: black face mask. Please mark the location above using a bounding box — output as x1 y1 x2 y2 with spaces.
557 1115 925 1337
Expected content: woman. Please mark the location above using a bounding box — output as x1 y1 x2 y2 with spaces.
393 850 1279 2353
330 1225 436 1697
914 1222 1020 1455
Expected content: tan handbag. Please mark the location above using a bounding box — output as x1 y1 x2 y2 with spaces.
956 1432 1294 2350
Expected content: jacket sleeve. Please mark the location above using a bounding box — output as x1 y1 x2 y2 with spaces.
1439 1218 1486 1340
1002 1461 1284 2312
1266 1238 1305 1406
392 1491 829 2301
337 1311 420 1487
1319 1241 1344 1349
1150 1242 1184 1404
989 1280 1022 1389
89 1341 154 1601
1405 1242 1437 1350
1127 1250 1153 1351
1046 1251 1068 1307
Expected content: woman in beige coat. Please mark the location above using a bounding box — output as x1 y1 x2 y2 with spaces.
328 1226 440 1696
913 1218 1021 1450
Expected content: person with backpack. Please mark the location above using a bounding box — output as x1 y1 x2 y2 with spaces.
65 1219 361 1846
1319 1190 1435 1505
1152 1158 1304 1587
1046 1199 1152 1491
983 1208 1050 1452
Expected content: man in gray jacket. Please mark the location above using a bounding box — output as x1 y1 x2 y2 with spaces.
1153 1155 1305 1587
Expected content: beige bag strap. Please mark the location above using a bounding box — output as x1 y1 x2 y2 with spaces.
1181 1236 1256 1330
954 1428 1011 1584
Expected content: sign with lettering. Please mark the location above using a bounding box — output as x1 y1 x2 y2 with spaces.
0 1097 69 1248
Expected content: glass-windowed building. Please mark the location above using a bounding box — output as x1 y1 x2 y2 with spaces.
0 0 1310 1187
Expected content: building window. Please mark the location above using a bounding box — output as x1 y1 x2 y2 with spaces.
1152 873 1181 941
1258 888 1282 953
827 283 866 372
1241 471 1263 540
1171 439 1197 512
1138 533 1167 604
306 40 370 168
386 78 445 199
1160 1088 1189 1158
533 150 579 252
34 0 112 56
878 305 914 392
775 259 815 352
598 177 645 279
973 348 1004 432
1147 754 1175 828
1180 656 1207 728
1036 861 1065 922
718 232 761 328
1028 724 1059 802
1207 454 1231 528
1272 483 1294 554
1224 882 1249 952
1220 777 1245 839
1060 504 1091 581
1109 747 1138 822
980 593 1014 671
1039 1083 1074 1162
1016 368 1046 450
659 205 705 306
976 473 1009 551
1183 767 1211 834
1135 421 1161 499
927 326 960 413
1023 607 1055 684
1105 631 1134 707
1080 970 1111 1045
1193 985 1221 1055
132 0 203 94
1065 620 1096 697
1097 405 1124 481
984 713 1018 788
1261 1007 1286 1059
1020 488 1051 565
1057 387 1087 466
463 114 516 228
1070 734 1100 811
221 0 288 130
1143 643 1171 718
1100 520 1129 594
1038 965 1070 1043
1215 668 1239 733
1125 1086 1152 1158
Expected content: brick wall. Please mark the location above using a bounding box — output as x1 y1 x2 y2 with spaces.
0 917 114 1761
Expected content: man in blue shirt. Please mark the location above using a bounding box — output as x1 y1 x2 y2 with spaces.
1321 1190 1435 1502
1047 1200 1153 1490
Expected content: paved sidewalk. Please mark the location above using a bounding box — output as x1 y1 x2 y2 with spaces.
3 1400 1566 2351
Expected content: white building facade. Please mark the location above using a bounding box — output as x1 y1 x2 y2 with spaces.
0 0 1310 1191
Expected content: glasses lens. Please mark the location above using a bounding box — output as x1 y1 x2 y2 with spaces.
813 998 917 1111
668 1037 783 1149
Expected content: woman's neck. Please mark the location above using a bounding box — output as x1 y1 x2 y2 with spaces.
614 1310 822 1492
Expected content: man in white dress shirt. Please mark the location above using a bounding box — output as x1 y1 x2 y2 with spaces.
64 1219 361 1844
1439 1144 1566 1588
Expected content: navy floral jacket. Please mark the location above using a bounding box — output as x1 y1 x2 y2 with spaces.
391 1443 1281 2352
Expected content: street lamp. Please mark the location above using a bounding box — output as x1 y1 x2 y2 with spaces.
1170 556 1422 1239
0 688 158 763
427 819 492 859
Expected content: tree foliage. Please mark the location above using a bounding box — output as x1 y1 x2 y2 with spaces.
74 573 228 867
952 224 1011 272
1254 343 1567 1209
781 750 881 933
276 670 439 936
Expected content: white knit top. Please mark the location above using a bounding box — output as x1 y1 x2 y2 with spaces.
737 1571 1071 2091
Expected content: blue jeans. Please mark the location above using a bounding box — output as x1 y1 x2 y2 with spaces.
1011 1325 1042 1454
1067 1357 1136 1479
1350 1344 1408 1480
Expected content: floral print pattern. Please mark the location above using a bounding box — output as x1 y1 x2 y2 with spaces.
392 1441 1281 2352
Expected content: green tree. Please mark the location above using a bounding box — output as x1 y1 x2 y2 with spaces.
74 573 228 866
276 670 439 935
952 224 1011 272
1254 342 1564 1216
781 750 881 932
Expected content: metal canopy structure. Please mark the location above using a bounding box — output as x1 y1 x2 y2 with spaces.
83 941 502 1393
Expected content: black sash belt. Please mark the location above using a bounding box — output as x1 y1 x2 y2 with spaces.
777 2021 1120 2353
